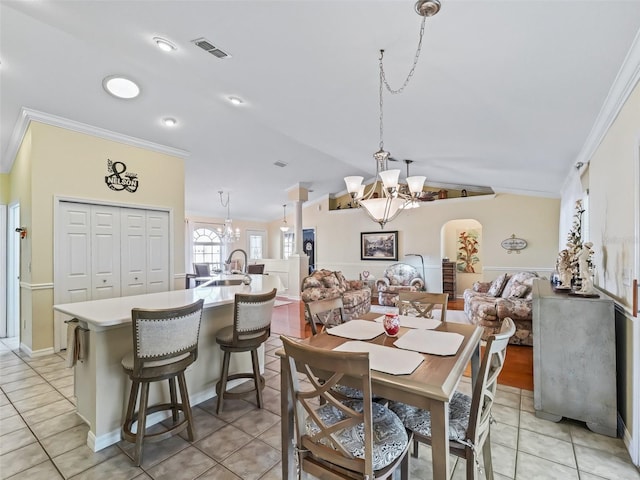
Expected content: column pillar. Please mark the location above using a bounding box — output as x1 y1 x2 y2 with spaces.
285 184 309 299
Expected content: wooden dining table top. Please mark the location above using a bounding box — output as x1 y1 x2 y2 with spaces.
283 312 483 404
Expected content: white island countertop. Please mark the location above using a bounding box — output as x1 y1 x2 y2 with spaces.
54 274 283 329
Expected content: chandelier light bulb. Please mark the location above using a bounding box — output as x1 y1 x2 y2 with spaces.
280 204 290 232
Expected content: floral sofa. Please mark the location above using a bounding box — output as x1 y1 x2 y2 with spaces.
301 269 371 323
463 271 539 346
375 263 425 306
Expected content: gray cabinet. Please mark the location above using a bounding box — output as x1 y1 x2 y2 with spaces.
532 280 616 437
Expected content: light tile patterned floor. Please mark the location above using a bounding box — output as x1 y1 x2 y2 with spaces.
0 335 638 480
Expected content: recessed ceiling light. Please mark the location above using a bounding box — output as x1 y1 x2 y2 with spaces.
228 96 244 106
102 75 140 99
162 117 177 127
153 37 177 52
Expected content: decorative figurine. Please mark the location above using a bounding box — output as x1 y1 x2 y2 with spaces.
577 242 595 295
556 249 573 289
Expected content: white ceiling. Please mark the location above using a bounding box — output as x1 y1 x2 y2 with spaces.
2 1 640 222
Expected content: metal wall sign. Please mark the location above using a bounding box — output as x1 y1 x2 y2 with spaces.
105 159 139 193
501 234 527 254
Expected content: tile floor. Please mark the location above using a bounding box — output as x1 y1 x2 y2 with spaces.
1 335 639 480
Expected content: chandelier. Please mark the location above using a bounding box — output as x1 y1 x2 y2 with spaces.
218 190 240 243
280 204 290 232
344 0 441 229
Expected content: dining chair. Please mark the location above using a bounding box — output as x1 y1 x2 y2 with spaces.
304 297 374 401
388 317 516 480
193 263 211 286
280 335 412 480
247 263 265 274
121 299 204 466
398 291 449 321
215 288 277 414
304 296 346 335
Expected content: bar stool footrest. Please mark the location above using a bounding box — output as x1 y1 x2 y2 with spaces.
216 373 265 400
122 403 190 444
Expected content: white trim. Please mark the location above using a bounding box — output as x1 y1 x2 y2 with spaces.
7 203 20 339
481 266 555 274
2 108 190 174
633 137 640 466
574 28 640 170
86 379 252 451
19 282 54 291
0 205 6 338
18 343 54 358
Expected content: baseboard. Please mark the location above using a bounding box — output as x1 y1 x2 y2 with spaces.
618 412 639 466
19 343 55 358
86 379 258 451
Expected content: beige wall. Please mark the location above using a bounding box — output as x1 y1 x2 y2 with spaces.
0 174 9 203
584 79 640 439
8 121 185 353
284 193 559 290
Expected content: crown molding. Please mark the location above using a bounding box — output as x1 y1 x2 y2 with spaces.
2 108 189 173
574 28 640 168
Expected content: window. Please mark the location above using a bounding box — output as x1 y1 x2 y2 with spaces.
193 227 222 272
247 230 266 260
283 232 295 259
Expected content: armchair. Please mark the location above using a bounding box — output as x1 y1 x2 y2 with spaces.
301 269 371 322
376 263 425 307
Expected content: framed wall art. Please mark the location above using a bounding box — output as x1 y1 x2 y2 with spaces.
361 231 398 261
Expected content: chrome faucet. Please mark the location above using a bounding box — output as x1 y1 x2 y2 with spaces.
225 249 248 273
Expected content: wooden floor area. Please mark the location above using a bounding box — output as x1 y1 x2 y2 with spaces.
271 297 533 391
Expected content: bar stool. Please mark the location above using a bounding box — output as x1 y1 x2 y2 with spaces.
121 299 204 466
215 288 277 414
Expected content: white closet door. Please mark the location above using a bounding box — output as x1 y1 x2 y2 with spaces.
91 205 121 299
121 208 148 297
146 210 170 293
58 202 92 303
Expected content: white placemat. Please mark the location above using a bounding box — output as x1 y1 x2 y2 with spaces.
374 314 441 330
333 341 424 375
394 329 464 356
326 320 385 340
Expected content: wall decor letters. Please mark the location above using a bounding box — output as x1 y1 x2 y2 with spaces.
105 159 139 193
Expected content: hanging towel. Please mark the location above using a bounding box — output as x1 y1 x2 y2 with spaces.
65 319 87 367
65 320 79 367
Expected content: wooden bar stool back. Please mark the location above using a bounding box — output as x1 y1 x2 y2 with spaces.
215 288 277 414
121 299 204 466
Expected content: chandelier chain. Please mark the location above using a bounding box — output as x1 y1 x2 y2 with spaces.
379 15 427 95
378 59 385 151
219 190 230 209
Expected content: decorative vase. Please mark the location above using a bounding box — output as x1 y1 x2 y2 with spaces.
383 313 400 337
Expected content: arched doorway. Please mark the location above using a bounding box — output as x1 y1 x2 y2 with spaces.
440 218 483 298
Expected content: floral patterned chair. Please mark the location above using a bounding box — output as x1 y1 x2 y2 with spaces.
301 269 371 323
375 263 425 307
463 271 539 345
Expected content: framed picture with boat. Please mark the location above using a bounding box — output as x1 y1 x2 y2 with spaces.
361 231 398 261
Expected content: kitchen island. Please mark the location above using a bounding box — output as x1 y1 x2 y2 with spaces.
53 274 283 451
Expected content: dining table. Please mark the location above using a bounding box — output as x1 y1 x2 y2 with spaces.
278 312 483 480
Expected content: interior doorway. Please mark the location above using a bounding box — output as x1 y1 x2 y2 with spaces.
303 228 315 274
6 203 20 339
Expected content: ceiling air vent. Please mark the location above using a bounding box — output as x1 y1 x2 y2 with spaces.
274 161 288 168
191 38 231 59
